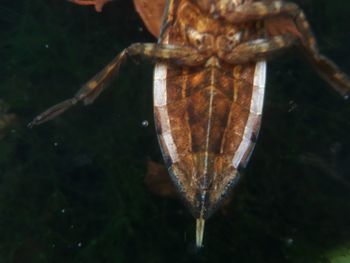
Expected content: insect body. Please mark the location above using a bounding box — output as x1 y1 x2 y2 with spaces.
30 0 350 247
154 1 269 247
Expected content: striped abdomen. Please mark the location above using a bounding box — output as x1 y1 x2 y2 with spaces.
153 60 266 218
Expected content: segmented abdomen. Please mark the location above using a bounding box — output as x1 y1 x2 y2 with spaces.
153 60 266 218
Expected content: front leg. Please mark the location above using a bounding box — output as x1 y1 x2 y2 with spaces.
220 1 315 50
221 33 350 98
219 34 297 64
220 1 350 98
28 43 206 127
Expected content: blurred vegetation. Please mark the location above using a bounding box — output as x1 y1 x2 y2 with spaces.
0 0 350 262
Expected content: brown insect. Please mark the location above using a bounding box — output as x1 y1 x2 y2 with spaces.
29 0 350 247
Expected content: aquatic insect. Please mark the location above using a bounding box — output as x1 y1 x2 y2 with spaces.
29 0 350 247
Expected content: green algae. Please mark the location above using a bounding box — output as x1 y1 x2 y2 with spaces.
326 243 350 263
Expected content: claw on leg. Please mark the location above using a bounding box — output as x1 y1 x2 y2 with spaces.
68 0 112 12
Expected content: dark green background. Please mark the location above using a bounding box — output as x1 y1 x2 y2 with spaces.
1 0 350 262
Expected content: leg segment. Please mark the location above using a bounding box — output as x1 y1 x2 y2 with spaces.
220 31 350 98
304 51 350 99
220 34 297 64
28 43 206 127
220 1 350 98
221 1 300 23
221 1 316 50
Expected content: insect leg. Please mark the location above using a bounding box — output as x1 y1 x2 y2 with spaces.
220 1 300 23
300 47 350 99
220 34 297 64
219 1 350 97
219 1 320 50
127 43 207 66
28 50 127 127
29 43 205 127
293 13 350 98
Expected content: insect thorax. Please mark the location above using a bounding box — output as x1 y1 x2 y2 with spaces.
191 0 248 16
175 0 259 59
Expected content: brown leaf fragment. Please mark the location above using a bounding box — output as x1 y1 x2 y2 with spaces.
145 160 178 198
133 0 166 37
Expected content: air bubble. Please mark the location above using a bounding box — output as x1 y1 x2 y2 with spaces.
288 100 298 113
285 238 294 246
142 120 149 127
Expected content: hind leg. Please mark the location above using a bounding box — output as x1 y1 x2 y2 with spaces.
29 43 206 127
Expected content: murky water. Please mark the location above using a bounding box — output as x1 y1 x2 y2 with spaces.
1 0 350 262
